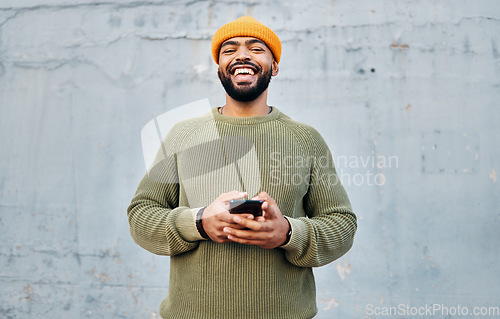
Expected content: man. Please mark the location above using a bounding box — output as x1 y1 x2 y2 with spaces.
127 16 356 319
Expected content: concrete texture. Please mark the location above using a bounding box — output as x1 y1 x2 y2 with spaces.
0 0 499 318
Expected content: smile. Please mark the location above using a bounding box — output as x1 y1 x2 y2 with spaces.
233 68 255 76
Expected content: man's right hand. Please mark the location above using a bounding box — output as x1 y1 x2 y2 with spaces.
202 191 254 243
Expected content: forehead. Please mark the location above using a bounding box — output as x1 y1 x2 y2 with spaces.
221 36 269 48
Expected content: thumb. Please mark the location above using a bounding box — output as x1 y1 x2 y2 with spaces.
261 198 278 220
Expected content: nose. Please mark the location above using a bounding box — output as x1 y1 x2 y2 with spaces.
235 47 251 62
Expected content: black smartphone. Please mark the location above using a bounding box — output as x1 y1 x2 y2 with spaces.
229 199 263 217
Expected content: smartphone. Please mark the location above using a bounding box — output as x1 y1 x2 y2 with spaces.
229 199 263 217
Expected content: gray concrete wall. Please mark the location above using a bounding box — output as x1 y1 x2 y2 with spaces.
1 0 499 318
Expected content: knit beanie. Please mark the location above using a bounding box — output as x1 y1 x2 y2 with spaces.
211 16 281 64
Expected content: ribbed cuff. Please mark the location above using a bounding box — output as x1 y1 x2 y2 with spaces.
279 217 307 252
176 207 208 242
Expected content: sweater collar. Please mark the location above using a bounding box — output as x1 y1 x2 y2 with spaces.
211 106 281 125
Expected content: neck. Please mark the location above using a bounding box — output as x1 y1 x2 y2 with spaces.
221 90 270 117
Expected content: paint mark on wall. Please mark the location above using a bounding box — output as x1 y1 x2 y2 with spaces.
319 296 339 311
24 284 34 295
335 259 351 281
390 41 410 50
23 284 34 301
88 267 110 283
490 169 497 182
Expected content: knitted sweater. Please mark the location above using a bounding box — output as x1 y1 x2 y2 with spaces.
127 107 357 319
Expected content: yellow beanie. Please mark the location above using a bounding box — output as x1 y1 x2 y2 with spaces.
211 16 281 64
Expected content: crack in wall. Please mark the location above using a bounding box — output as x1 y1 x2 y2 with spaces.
0 0 260 12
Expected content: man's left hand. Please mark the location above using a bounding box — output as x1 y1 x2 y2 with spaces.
223 191 290 249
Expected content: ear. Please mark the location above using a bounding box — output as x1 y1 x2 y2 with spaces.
271 60 279 76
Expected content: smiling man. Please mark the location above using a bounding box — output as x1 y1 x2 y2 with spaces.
217 36 277 104
127 16 357 319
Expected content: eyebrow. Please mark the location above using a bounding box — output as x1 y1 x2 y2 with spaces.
220 38 267 49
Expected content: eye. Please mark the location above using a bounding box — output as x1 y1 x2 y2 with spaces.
251 47 264 52
222 48 236 54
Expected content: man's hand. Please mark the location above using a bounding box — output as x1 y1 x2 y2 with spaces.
202 191 254 243
223 191 291 249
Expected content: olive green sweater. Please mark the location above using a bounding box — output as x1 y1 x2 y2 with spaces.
127 107 356 319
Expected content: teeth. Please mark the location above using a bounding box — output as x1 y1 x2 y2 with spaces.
234 68 255 75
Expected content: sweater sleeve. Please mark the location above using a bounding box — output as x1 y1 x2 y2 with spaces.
281 129 357 267
127 127 205 256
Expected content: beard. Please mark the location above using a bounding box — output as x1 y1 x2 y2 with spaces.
218 63 272 102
